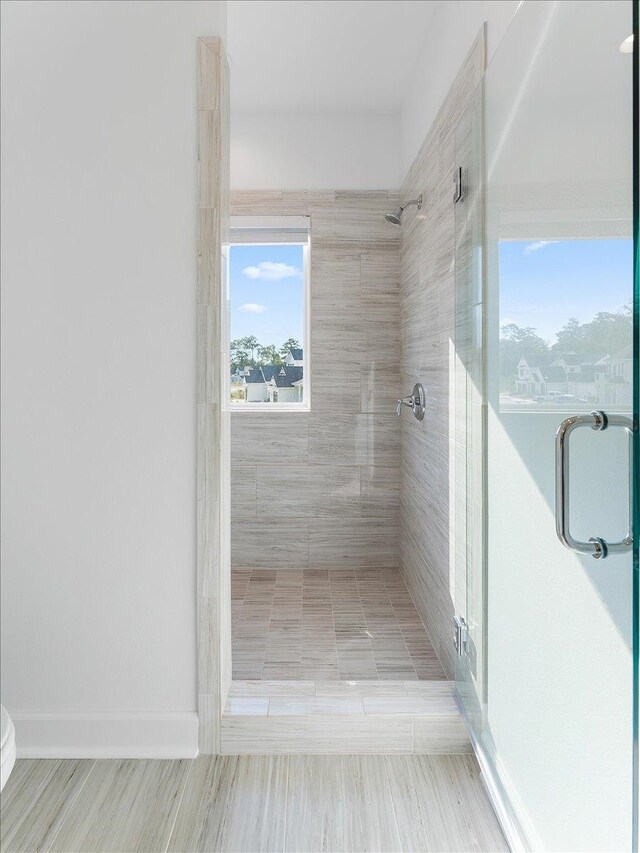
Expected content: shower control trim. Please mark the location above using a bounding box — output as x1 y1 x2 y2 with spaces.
397 383 426 421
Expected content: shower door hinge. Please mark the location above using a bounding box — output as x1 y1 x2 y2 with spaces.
453 615 468 656
453 166 465 203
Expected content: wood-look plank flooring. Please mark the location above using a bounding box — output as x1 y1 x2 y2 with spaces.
1 755 507 852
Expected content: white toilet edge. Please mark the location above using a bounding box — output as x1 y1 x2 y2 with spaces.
0 705 16 792
0 737 16 792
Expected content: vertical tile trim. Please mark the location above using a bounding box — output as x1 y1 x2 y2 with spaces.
196 36 230 755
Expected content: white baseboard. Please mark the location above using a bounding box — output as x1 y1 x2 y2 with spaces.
463 721 541 852
454 692 540 852
12 712 199 759
474 743 533 852
481 751 543 853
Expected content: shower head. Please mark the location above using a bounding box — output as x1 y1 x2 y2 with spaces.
384 194 422 226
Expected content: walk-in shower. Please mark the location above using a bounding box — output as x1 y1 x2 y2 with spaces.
228 190 434 683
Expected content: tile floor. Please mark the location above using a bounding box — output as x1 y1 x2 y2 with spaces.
1 755 508 852
232 568 446 680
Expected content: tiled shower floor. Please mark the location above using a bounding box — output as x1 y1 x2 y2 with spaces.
232 568 446 681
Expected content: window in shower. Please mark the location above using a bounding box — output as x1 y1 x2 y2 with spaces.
227 216 310 409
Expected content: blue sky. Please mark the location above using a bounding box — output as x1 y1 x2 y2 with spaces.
229 243 304 347
499 238 633 342
229 239 633 349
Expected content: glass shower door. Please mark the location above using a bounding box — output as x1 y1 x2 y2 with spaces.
456 1 639 849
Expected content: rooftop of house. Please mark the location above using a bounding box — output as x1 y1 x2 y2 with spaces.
289 348 303 361
243 363 304 388
244 367 265 385
261 365 281 382
271 366 304 388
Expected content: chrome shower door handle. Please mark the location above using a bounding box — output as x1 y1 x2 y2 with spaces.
555 410 634 559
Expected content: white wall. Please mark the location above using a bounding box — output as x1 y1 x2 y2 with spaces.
1 0 225 756
400 0 521 176
230 2 521 191
231 112 399 190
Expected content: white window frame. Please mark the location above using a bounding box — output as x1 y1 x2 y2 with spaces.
224 216 311 413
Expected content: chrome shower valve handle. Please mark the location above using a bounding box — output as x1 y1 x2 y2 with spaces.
397 395 414 415
396 383 426 420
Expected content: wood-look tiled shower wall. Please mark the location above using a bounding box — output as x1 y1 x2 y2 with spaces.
399 32 485 679
230 191 401 571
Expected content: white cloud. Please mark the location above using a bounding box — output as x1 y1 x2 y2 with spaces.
240 303 267 313
523 240 558 254
242 261 300 280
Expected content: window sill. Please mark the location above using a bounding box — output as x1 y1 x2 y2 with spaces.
227 403 310 413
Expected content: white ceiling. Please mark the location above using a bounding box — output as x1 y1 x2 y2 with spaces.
227 0 437 113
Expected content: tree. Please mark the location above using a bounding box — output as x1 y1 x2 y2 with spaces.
552 307 632 358
230 335 302 372
242 335 260 362
230 338 250 371
280 338 301 357
257 344 280 365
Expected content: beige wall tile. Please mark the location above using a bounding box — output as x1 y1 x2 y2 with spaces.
398 33 485 680
230 464 257 518
230 192 400 570
232 520 310 569
309 519 398 569
308 414 399 468
311 250 361 310
360 465 400 517
361 361 401 414
361 249 400 301
257 464 360 518
311 364 362 413
231 412 309 464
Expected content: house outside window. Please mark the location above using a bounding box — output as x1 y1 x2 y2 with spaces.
226 216 310 410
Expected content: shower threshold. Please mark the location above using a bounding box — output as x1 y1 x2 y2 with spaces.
221 679 470 754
